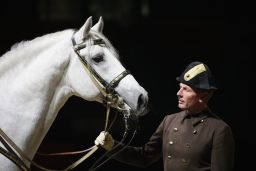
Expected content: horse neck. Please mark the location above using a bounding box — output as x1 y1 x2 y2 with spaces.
0 30 74 159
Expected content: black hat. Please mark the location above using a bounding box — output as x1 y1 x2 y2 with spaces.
176 61 218 91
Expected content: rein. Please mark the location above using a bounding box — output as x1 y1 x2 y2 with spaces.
0 31 132 170
0 108 113 171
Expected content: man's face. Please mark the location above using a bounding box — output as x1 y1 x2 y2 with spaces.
176 83 201 112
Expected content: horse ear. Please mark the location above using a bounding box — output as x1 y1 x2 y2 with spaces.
76 16 92 40
82 16 93 37
91 16 104 33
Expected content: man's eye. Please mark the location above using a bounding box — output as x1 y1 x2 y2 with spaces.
92 55 104 63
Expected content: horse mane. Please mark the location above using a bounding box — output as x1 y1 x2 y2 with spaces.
0 29 74 75
0 28 120 77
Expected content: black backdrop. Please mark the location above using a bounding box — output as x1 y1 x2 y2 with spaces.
0 1 251 171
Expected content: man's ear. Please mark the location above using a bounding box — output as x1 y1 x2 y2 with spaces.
199 92 209 102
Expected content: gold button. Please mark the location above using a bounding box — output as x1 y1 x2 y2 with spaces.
168 155 172 159
200 119 204 123
169 141 174 145
173 127 178 131
193 130 197 134
181 158 187 163
181 158 188 167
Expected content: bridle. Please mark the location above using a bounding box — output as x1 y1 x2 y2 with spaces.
72 32 131 111
0 30 136 171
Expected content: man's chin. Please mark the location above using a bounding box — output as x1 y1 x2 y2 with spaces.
178 104 186 110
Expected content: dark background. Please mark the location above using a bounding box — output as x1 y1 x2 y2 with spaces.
0 0 251 171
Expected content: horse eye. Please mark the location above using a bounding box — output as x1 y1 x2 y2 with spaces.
92 54 104 63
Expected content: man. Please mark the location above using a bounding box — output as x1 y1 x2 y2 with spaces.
95 61 235 171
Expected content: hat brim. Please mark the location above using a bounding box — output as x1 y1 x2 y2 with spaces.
176 76 218 91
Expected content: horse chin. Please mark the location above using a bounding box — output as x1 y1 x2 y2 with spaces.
134 97 150 117
126 111 139 130
127 103 149 117
134 106 149 117
120 94 149 117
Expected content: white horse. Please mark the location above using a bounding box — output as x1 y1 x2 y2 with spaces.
0 16 148 170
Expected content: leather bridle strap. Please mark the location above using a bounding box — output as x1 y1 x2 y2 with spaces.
62 103 112 170
0 127 99 171
0 128 59 171
0 128 43 170
63 146 99 171
106 70 130 93
0 135 29 171
72 33 108 97
0 98 112 171
71 31 131 97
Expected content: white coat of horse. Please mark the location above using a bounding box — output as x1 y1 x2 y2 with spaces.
0 16 148 170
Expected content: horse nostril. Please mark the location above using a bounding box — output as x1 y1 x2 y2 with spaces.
137 94 148 111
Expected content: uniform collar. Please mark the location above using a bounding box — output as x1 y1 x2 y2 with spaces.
181 109 211 126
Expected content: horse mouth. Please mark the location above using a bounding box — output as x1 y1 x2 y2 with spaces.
126 94 149 117
137 94 149 116
98 90 149 117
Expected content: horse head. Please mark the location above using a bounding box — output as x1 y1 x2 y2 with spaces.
66 16 149 117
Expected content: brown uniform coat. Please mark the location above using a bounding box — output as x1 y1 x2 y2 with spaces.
112 109 235 171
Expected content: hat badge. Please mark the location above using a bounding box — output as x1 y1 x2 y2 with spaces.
184 64 206 81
